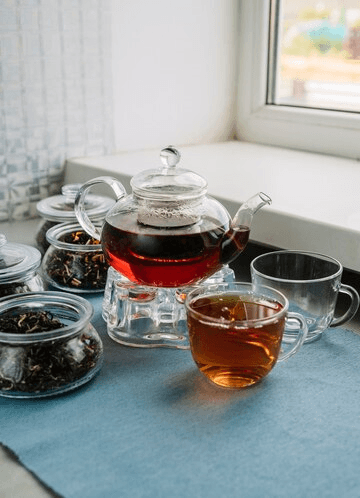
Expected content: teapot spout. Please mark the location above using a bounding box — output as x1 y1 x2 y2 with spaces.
231 192 272 230
220 192 271 266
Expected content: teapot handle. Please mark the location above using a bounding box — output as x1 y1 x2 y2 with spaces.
74 176 126 240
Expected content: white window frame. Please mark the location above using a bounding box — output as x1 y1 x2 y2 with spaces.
236 0 360 161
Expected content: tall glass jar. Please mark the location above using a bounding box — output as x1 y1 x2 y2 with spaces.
36 183 114 255
0 292 103 398
0 233 44 298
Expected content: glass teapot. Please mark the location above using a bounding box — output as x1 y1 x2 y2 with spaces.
75 146 271 288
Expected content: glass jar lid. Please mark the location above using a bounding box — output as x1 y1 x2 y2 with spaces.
36 183 115 222
131 146 208 201
0 234 41 283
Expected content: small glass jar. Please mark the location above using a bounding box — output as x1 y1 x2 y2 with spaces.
0 233 44 298
35 183 114 255
42 223 108 293
0 291 103 398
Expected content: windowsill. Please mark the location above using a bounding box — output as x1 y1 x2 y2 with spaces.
66 140 360 273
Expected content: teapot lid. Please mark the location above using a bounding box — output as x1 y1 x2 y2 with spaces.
131 147 207 201
36 183 115 222
0 233 41 283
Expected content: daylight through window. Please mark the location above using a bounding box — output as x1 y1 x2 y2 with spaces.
268 0 360 112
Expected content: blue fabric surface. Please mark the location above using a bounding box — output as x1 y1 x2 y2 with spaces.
1 294 360 498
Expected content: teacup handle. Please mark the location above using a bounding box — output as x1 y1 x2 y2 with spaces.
278 312 308 362
74 176 126 240
330 284 360 328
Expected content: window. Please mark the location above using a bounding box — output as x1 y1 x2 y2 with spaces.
268 0 360 113
236 0 360 160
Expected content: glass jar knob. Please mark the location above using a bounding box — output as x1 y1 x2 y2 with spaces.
61 183 83 202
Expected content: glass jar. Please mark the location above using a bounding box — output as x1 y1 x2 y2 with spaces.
0 291 103 398
0 233 44 298
36 183 114 255
42 223 108 293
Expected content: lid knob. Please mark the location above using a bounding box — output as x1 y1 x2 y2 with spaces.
61 183 83 200
160 146 181 168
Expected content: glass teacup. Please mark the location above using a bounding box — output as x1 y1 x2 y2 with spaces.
251 250 359 343
185 282 308 389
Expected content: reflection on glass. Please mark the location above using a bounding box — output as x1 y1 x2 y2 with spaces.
272 0 360 112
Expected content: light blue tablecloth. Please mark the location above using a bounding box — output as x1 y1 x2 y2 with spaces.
1 294 360 498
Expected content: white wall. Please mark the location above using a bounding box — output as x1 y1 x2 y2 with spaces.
111 0 239 152
0 0 239 221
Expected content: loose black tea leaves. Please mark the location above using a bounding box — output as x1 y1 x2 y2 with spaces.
0 310 101 394
46 230 108 291
0 282 38 299
63 230 99 245
0 311 63 334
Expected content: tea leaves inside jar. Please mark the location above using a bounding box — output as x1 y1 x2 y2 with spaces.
47 229 108 291
0 310 101 394
0 311 63 334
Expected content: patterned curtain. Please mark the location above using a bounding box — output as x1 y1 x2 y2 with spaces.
0 0 114 221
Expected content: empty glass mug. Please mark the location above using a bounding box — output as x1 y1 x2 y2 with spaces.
185 282 308 388
251 250 359 343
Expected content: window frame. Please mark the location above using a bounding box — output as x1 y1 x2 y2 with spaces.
236 0 360 160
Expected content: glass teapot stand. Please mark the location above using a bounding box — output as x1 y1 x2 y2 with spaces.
102 265 235 349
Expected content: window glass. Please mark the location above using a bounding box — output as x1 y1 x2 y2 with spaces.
268 0 360 112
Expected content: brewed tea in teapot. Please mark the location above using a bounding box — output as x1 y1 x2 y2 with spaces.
75 146 271 288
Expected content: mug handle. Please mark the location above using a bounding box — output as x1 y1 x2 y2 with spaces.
330 284 360 328
74 176 126 240
278 312 308 362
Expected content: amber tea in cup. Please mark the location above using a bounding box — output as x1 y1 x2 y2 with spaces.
185 282 308 388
